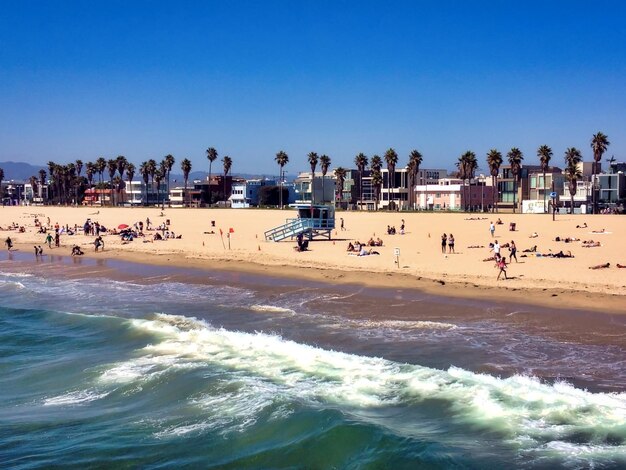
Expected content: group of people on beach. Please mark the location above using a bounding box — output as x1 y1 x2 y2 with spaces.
440 233 455 254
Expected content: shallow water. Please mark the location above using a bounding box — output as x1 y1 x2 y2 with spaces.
0 252 625 468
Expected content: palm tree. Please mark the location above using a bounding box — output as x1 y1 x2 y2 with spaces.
107 159 117 206
28 176 38 203
334 167 347 207
139 162 150 205
307 152 318 204
590 132 610 214
564 147 583 214
319 154 331 204
47 162 57 204
38 169 47 202
222 156 232 202
275 150 289 209
158 160 168 209
181 158 192 207
125 163 135 206
370 155 382 173
154 168 164 208
354 153 368 210
371 170 383 211
370 155 383 211
384 148 398 210
507 148 524 213
537 145 553 214
116 156 127 205
147 159 157 205
206 147 218 204
456 151 476 210
164 154 175 204
486 149 502 212
407 150 423 210
65 163 76 205
95 157 107 206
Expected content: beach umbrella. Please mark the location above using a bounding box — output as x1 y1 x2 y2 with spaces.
118 224 129 229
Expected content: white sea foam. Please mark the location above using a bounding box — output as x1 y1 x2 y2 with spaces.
250 304 296 314
0 272 33 278
43 389 109 406
357 319 457 330
98 313 626 461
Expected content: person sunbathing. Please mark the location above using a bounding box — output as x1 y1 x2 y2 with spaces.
617 264 626 268
576 223 588 228
591 228 606 233
529 232 539 238
522 245 537 253
582 241 601 247
589 262 610 269
346 242 354 252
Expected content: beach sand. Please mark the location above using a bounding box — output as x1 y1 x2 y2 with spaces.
2 206 625 313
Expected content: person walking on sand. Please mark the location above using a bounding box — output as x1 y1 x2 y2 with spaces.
45 233 53 248
5 237 13 251
509 240 518 263
340 218 345 231
497 256 508 280
448 234 455 254
491 239 501 260
489 221 495 238
441 233 447 254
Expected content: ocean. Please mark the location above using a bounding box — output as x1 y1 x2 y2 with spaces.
1 252 625 469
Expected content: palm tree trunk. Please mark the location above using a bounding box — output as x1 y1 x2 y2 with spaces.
543 171 547 214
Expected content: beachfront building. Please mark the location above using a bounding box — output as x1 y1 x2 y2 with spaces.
229 178 277 208
293 172 335 205
192 176 233 206
414 177 494 211
521 167 566 213
560 180 593 213
596 172 626 207
1 181 25 205
376 168 448 210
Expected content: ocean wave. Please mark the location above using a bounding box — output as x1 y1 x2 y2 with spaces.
43 389 109 406
118 314 626 457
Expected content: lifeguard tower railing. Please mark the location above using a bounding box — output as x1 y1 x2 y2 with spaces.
264 204 335 242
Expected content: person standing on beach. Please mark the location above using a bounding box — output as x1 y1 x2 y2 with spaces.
340 218 345 231
509 240 518 263
489 221 495 238
54 231 60 248
5 237 12 251
497 256 508 280
45 233 53 248
448 234 455 254
441 233 447 254
492 239 501 260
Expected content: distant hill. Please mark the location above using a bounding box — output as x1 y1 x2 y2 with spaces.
0 161 46 181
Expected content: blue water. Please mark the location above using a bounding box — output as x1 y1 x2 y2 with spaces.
0 255 625 469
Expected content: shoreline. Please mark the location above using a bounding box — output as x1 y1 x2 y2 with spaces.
2 206 625 316
8 240 626 316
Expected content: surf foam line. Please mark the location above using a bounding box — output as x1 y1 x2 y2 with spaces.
112 313 625 460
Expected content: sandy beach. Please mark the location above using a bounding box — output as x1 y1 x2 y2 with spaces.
2 206 625 313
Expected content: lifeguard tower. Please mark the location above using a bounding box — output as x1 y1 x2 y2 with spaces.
264 204 335 242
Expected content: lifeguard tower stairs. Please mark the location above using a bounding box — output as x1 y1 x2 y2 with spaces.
265 204 335 242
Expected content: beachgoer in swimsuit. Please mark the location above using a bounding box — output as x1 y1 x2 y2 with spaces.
441 233 447 254
448 234 455 254
509 240 517 263
497 257 508 280
489 222 495 238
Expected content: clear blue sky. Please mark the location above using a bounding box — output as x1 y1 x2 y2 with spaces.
1 0 624 175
